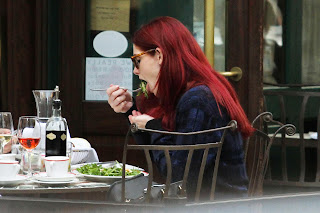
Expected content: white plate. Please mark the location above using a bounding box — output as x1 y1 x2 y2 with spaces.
0 154 17 161
33 172 77 182
71 161 144 172
78 174 140 183
31 178 79 185
71 162 143 183
0 175 28 186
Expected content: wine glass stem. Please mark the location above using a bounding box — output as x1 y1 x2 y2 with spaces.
28 150 32 177
0 141 3 154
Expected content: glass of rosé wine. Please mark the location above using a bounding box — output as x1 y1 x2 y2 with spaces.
17 116 41 177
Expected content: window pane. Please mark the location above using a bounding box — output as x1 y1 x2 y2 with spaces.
263 0 284 85
193 0 226 71
301 0 320 84
213 0 226 71
263 0 320 85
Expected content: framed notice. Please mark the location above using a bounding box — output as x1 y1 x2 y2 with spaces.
90 0 130 32
85 57 133 101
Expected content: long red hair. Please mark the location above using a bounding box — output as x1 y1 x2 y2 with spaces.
132 16 254 139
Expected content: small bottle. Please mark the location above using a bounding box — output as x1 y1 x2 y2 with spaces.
45 87 68 156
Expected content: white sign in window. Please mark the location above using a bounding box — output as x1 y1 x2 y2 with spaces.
85 57 133 101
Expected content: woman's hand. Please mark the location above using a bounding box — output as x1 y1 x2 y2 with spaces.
0 129 16 154
106 85 133 113
128 110 154 129
3 140 12 154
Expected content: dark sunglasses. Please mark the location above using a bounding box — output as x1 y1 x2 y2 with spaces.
131 49 156 69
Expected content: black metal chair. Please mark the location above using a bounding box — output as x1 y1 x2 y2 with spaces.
244 112 296 196
119 120 238 203
263 90 320 187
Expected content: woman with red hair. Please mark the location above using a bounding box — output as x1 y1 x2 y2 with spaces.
107 16 254 199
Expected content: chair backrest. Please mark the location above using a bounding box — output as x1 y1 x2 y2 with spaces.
263 90 320 186
120 120 238 203
245 112 296 196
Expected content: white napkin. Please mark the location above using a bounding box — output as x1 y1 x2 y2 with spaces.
309 132 318 140
69 138 91 149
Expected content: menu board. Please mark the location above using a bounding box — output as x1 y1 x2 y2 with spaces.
85 57 133 101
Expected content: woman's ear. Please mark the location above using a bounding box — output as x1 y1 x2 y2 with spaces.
155 47 163 65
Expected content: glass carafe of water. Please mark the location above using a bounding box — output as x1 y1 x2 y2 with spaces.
32 89 57 151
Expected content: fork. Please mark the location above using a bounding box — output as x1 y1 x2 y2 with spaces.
90 87 141 92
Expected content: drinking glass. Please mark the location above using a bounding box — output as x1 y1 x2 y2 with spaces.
17 116 41 177
0 112 14 154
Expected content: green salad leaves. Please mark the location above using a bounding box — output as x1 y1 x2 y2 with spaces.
137 81 148 98
76 162 141 176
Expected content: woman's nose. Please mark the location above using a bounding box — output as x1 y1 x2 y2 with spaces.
133 67 139 75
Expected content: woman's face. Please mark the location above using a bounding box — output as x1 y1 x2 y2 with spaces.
132 45 162 96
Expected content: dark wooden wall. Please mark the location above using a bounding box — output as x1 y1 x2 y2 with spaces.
0 0 7 107
1 0 47 124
